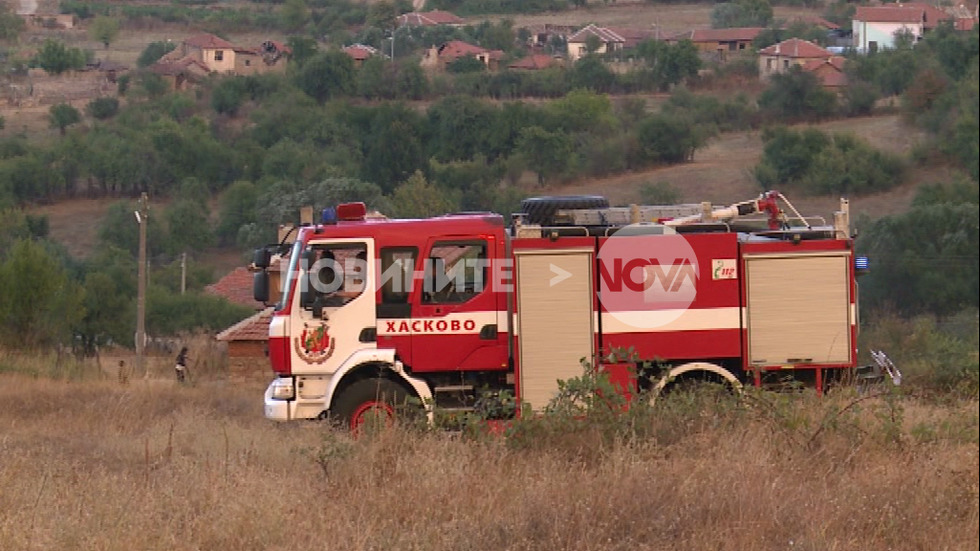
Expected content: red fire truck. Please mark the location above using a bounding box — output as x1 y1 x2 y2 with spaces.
253 192 874 428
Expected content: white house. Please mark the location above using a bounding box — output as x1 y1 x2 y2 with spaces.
852 5 926 52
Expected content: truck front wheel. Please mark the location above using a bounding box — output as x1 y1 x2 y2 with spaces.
332 378 417 433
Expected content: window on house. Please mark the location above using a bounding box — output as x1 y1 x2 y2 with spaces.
869 41 878 53
766 58 773 70
244 59 251 66
214 50 224 61
783 59 790 69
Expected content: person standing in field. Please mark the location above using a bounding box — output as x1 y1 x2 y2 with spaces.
175 347 189 384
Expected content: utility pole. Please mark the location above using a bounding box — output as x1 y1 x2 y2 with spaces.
135 192 148 378
180 252 186 295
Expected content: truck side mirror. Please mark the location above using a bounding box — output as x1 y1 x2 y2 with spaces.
253 271 269 304
253 247 271 269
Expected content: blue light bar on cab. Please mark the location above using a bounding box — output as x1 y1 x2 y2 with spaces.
321 207 337 224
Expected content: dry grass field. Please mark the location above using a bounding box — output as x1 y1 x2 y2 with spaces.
0 352 977 551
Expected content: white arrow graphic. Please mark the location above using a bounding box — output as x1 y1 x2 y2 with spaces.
549 264 572 287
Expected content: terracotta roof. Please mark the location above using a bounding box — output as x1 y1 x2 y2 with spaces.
902 2 953 28
216 308 273 342
206 267 266 310
148 57 210 76
508 54 561 70
398 10 464 26
759 38 832 59
437 40 503 62
606 26 661 47
854 6 924 24
803 57 849 87
184 33 237 50
674 27 764 42
343 43 379 61
567 24 626 44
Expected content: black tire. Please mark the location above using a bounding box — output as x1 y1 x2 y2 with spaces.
331 378 417 432
521 195 609 226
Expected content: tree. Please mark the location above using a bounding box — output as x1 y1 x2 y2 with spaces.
447 56 487 74
216 180 259 246
281 0 310 32
294 51 355 102
211 76 248 116
388 171 461 218
166 198 214 255
635 113 704 164
89 16 120 49
34 39 86 75
357 55 387 99
286 36 318 67
49 103 81 136
426 95 497 162
516 126 573 186
758 67 837 120
136 41 177 68
859 186 979 316
569 55 616 93
0 2 25 40
367 1 399 34
0 239 84 348
85 97 119 120
98 200 168 257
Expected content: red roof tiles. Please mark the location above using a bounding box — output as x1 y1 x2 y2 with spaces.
206 267 265 310
343 43 379 61
216 308 273 342
803 57 849 87
854 6 925 24
759 38 833 59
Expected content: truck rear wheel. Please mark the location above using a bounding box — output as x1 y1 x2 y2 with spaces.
332 378 417 433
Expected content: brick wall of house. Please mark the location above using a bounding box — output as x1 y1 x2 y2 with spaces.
227 340 270 384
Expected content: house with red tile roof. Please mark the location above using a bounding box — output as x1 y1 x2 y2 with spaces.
343 43 381 67
801 56 849 91
397 10 465 27
852 5 929 52
148 57 210 90
157 33 289 78
216 307 274 384
206 267 266 310
422 40 505 71
758 38 833 80
669 27 763 60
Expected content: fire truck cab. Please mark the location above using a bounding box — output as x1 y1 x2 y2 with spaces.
253 193 867 428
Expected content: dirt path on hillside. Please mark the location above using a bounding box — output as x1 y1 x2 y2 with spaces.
549 114 934 222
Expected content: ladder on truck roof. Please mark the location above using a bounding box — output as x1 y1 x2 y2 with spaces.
515 191 848 239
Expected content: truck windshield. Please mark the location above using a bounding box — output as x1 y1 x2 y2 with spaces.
276 240 303 312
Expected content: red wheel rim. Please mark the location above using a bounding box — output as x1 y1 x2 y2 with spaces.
350 401 395 432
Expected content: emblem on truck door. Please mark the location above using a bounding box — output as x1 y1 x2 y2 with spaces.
295 322 336 363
